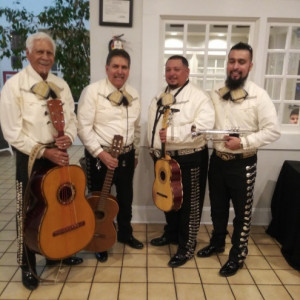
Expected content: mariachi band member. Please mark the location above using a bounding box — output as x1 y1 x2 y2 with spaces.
148 55 215 267
0 32 82 291
197 42 280 277
77 49 143 263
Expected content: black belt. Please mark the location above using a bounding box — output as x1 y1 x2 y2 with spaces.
214 150 257 161
151 145 207 158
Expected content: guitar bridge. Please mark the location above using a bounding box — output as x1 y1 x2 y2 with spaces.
156 192 167 198
52 221 85 236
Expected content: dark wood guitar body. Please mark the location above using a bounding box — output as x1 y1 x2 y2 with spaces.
85 135 123 252
85 191 119 252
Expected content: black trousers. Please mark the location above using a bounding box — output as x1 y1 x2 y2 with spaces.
208 152 257 263
159 148 209 258
85 149 135 241
16 149 55 271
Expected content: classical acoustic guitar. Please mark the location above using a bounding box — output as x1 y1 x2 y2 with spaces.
85 135 122 252
152 107 183 212
24 99 95 260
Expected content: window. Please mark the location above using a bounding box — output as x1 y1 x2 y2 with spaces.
264 22 300 126
162 20 254 91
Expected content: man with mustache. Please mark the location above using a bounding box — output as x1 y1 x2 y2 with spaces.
197 42 280 276
77 49 143 263
148 55 215 267
0 32 82 290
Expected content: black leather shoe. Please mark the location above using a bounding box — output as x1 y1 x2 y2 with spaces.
119 236 144 249
95 251 108 263
46 256 83 266
150 234 178 247
22 270 39 290
197 244 225 257
219 259 244 277
62 256 83 265
168 254 189 268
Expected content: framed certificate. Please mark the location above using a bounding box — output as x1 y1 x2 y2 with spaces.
3 71 17 84
100 0 133 27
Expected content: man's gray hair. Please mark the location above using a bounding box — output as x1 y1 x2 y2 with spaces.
26 32 56 55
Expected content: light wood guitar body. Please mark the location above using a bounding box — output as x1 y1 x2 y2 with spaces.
153 155 183 212
152 107 183 212
24 165 95 259
24 99 95 259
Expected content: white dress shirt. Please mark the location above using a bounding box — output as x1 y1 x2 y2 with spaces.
210 80 281 153
148 81 215 151
77 78 141 158
0 65 77 158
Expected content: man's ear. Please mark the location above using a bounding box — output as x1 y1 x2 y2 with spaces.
249 62 253 72
186 67 190 76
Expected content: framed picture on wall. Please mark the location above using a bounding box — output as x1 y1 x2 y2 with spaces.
99 0 133 27
3 71 17 84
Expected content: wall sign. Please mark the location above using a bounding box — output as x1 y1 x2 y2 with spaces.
100 0 133 27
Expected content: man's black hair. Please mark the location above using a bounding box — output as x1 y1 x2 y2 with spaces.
230 42 253 61
167 55 189 67
106 49 131 67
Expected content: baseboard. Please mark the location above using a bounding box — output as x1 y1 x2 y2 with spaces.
131 206 272 226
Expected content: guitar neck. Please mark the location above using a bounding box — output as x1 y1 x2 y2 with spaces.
57 130 64 138
97 169 114 210
161 142 166 158
96 134 123 211
161 107 171 158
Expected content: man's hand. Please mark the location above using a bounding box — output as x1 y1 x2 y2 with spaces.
159 128 167 143
55 135 72 150
99 151 118 170
224 136 242 150
43 148 70 166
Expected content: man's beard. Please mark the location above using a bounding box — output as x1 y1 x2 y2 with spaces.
225 73 248 90
168 84 179 90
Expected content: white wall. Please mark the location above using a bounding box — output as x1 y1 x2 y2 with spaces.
90 0 300 225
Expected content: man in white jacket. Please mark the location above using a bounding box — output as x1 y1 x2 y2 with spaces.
0 32 82 290
197 42 281 277
148 55 215 267
77 49 143 263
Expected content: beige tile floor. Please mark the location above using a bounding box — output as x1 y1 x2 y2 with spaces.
0 146 300 300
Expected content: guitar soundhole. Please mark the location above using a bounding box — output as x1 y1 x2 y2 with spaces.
160 170 166 182
57 183 75 205
95 210 105 220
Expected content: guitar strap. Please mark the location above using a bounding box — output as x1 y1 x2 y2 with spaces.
150 80 189 148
